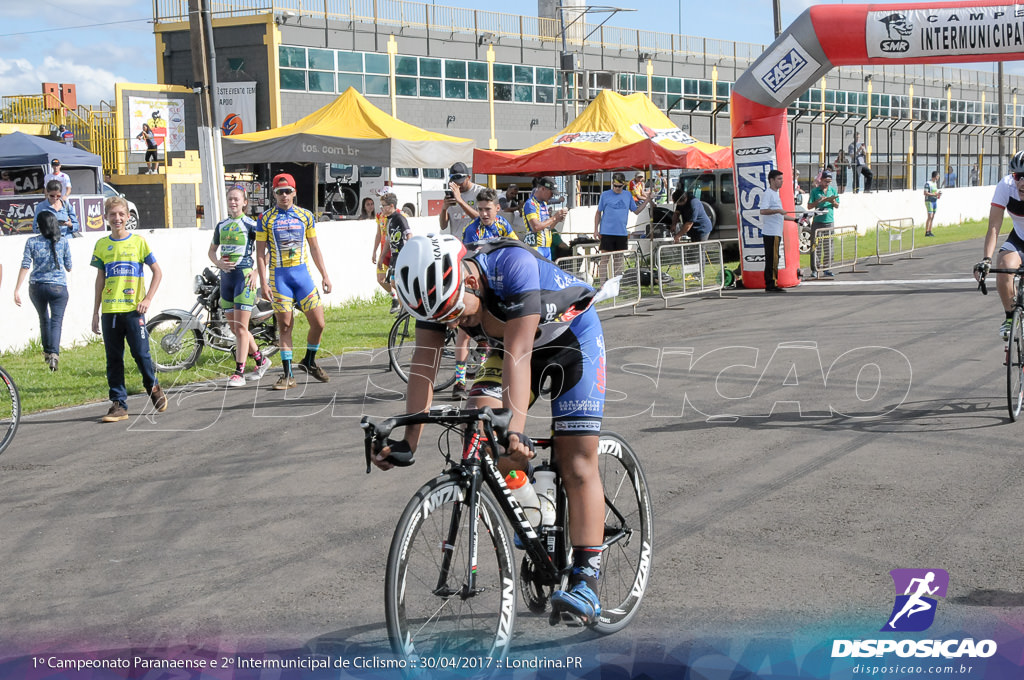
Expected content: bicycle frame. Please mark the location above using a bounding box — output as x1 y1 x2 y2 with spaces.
362 407 638 598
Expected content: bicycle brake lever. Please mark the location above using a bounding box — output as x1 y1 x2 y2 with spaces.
979 278 988 295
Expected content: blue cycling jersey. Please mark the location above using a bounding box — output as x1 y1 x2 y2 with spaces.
449 238 595 349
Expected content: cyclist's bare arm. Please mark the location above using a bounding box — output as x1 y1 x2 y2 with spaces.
398 325 446 450
502 314 540 459
982 204 1005 261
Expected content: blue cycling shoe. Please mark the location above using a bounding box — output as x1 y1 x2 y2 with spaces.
550 582 601 625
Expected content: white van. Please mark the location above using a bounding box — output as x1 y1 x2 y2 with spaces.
320 164 447 218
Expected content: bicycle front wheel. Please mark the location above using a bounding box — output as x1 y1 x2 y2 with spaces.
387 314 459 391
0 365 21 456
385 473 516 664
1008 309 1024 421
592 432 654 635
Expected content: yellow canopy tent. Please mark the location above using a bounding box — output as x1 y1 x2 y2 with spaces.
474 90 731 174
222 87 474 167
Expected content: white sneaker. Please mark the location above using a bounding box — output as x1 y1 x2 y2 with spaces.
250 356 272 380
228 373 246 387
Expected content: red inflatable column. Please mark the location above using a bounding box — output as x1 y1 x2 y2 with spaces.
731 93 798 290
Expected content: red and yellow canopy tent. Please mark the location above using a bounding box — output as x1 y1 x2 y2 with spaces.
473 90 731 175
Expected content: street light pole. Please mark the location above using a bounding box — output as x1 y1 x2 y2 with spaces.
772 0 782 38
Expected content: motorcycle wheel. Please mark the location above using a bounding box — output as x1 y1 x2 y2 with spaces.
147 314 204 372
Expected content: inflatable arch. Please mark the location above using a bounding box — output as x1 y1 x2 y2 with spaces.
731 1 1024 289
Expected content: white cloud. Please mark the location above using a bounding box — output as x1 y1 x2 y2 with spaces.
0 56 127 107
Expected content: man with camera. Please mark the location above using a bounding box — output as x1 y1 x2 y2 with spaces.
439 162 483 236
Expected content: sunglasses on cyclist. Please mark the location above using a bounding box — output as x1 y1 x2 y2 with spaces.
434 299 466 324
273 187 295 195
1014 172 1024 181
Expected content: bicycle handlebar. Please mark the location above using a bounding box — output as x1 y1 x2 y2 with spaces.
360 407 514 473
976 266 1024 296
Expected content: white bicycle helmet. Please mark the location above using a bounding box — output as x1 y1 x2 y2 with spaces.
394 234 467 322
1010 151 1024 175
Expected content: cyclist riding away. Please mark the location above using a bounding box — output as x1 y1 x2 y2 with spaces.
374 233 608 625
975 151 1024 340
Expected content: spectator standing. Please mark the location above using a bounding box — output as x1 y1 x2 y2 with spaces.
439 162 482 236
924 170 942 237
523 176 566 259
834 150 848 194
136 123 159 174
371 195 396 308
255 173 333 389
670 187 713 242
627 171 646 203
856 143 874 193
847 133 861 193
808 171 840 277
759 169 800 292
44 159 71 200
14 212 72 371
381 193 412 314
944 165 958 188
0 170 16 195
358 196 376 220
970 164 979 187
58 124 74 147
498 184 521 213
594 172 650 275
33 179 79 237
90 196 166 422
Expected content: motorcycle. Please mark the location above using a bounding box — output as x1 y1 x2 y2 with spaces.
146 267 278 372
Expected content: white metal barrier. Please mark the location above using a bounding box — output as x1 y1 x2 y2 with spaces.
812 224 862 277
555 248 642 314
654 240 726 306
875 217 919 264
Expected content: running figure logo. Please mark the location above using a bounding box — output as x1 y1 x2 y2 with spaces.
881 569 949 632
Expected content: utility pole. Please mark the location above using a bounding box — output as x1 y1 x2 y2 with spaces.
998 62 1006 169
557 0 576 208
772 0 782 38
188 0 224 228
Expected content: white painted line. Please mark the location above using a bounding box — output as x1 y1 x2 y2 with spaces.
800 278 975 286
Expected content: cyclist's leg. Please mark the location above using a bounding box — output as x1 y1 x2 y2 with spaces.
996 245 1023 315
544 309 606 623
270 266 298 377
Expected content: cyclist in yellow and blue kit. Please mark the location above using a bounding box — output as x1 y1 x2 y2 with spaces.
523 176 566 260
256 173 332 390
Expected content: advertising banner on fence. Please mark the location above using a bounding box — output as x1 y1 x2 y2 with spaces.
1 196 107 235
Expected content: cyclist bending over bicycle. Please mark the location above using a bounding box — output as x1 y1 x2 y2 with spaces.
373 233 608 624
974 151 1024 340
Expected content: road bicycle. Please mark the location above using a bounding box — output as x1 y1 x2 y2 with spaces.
978 264 1024 420
322 177 359 220
0 364 21 456
361 406 653 664
387 312 484 391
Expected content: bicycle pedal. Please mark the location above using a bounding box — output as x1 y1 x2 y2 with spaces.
549 610 587 628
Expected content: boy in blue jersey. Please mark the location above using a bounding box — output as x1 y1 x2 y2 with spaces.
256 173 332 389
378 234 608 626
208 186 272 386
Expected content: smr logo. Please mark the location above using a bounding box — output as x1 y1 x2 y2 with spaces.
881 568 948 632
878 12 912 53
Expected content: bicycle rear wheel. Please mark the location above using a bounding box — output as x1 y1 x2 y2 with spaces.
385 473 516 664
0 365 21 456
591 432 653 634
387 313 460 391
1008 309 1024 421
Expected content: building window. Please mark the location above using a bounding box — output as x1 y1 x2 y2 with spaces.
396 76 417 96
365 53 388 74
365 75 389 96
337 51 362 73
420 58 442 79
280 69 306 91
537 68 555 86
279 46 306 68
308 71 335 93
396 56 418 76
308 48 334 71
338 73 362 92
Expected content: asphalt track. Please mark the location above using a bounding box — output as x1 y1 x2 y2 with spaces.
4 237 1024 678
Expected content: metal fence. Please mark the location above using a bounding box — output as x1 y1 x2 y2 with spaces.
812 225 861 277
555 248 641 315
654 240 726 306
875 217 919 264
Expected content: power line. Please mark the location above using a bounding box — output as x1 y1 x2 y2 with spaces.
0 17 151 38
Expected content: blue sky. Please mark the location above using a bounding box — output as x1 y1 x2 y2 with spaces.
0 0 1006 106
